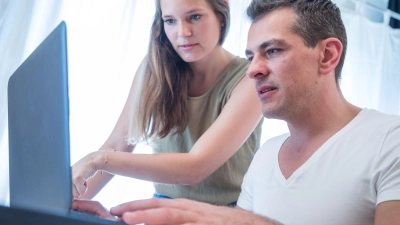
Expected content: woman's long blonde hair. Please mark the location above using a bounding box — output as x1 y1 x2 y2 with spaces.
128 0 230 144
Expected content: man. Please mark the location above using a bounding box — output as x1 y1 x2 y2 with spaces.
73 0 400 224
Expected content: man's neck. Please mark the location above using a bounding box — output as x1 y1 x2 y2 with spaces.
279 91 361 179
289 102 360 141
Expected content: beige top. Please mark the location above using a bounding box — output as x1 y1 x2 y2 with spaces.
152 57 263 205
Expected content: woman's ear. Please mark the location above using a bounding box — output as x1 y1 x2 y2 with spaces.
319 38 343 75
222 0 229 23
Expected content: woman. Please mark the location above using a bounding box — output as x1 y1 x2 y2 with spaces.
72 0 263 206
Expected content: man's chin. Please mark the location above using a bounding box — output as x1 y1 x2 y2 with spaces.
262 111 281 120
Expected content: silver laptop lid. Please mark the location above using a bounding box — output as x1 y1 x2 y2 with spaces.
7 21 72 216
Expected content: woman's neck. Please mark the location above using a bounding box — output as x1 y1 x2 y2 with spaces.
188 47 235 97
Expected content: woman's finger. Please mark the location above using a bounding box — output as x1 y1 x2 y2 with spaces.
72 176 87 197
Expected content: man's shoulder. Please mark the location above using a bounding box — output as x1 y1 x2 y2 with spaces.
363 108 400 118
359 108 400 128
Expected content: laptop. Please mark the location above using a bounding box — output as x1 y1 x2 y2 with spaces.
7 21 125 225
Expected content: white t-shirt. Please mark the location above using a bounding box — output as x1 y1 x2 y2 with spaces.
237 109 400 225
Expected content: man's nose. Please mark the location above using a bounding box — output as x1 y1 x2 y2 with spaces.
246 55 269 80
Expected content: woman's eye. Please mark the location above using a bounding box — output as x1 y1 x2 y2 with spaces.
164 19 174 25
191 14 201 20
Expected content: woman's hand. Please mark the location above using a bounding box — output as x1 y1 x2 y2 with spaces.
71 151 104 198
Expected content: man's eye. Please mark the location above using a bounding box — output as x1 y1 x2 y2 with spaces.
267 49 280 56
246 57 253 62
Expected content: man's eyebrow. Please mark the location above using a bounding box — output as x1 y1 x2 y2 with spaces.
245 39 286 56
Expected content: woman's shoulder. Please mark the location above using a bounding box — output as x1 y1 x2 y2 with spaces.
228 56 249 72
216 56 249 90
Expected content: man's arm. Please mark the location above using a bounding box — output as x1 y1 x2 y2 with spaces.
374 124 400 225
111 198 281 225
374 200 400 225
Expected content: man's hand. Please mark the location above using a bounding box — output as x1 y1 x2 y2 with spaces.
110 198 279 225
72 199 117 220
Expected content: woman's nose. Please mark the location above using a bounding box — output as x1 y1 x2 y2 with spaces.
178 21 192 37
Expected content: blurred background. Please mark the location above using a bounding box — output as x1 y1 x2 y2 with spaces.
1 0 399 210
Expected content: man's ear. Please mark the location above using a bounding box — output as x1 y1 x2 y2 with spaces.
319 38 343 75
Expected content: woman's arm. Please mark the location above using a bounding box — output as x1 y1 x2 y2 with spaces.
75 58 146 199
73 74 262 197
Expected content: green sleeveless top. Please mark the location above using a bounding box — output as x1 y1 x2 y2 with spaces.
151 57 263 205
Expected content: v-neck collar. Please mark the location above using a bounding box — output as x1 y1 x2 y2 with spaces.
274 109 368 185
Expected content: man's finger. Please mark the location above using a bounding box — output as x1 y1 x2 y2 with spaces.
122 208 192 225
111 198 188 216
72 200 115 220
71 200 95 211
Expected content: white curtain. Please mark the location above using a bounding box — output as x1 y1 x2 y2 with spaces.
1 0 399 210
339 3 400 115
0 0 151 208
0 0 65 207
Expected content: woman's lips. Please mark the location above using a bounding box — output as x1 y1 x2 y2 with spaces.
179 43 198 51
